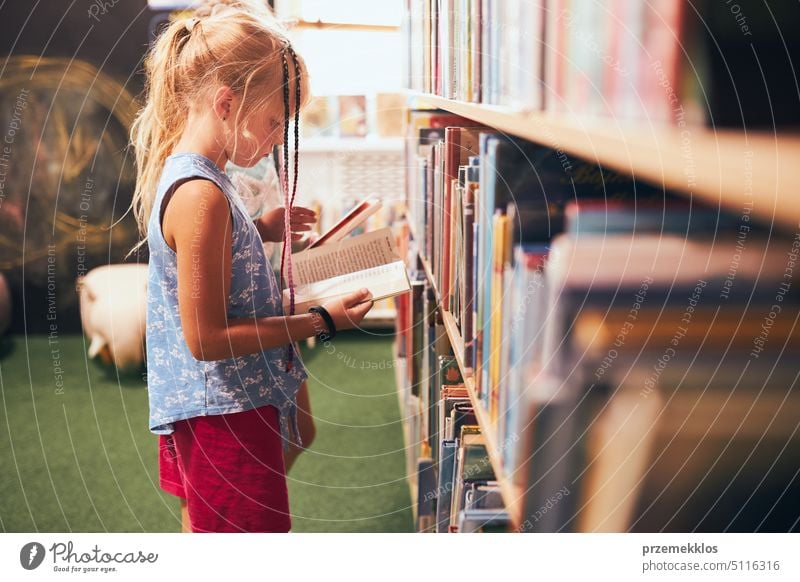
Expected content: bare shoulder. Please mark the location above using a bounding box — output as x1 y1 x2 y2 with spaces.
162 178 231 250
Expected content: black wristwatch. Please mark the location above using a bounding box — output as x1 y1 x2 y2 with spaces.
309 305 336 341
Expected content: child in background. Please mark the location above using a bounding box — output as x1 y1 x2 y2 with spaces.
131 7 373 532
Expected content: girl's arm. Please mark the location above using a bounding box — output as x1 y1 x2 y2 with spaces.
163 180 371 361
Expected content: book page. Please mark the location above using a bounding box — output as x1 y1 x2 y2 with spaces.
291 227 399 285
283 260 410 313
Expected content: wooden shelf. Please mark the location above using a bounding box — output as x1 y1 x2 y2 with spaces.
404 211 521 526
412 93 800 231
440 310 522 528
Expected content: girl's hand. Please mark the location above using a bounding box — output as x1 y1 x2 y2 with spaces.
257 206 317 243
321 288 374 331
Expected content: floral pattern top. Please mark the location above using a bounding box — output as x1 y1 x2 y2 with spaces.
146 153 307 446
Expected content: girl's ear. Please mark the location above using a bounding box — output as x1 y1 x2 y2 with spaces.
212 85 235 122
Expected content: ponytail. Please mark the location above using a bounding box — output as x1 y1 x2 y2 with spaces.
129 19 193 251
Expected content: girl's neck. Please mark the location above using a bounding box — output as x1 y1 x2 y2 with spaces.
172 109 228 171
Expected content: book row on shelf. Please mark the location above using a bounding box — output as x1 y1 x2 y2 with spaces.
390 108 800 532
402 0 800 128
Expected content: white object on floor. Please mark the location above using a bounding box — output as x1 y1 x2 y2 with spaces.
77 264 148 372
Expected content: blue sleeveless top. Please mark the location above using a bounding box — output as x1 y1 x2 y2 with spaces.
145 153 308 445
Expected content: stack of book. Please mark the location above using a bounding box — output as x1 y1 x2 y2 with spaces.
396 110 800 532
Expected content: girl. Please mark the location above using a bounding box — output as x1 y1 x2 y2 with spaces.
131 8 373 533
196 0 319 475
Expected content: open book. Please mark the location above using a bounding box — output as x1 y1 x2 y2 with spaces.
283 226 411 313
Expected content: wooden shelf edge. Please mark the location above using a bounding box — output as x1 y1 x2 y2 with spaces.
440 310 522 529
411 93 800 231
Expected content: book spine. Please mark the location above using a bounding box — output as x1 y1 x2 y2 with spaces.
617 0 644 120
436 440 458 532
499 0 517 107
441 128 457 309
531 0 545 110
438 0 446 97
488 211 507 421
478 137 500 402
521 380 584 532
423 0 432 94
427 143 437 264
462 179 476 369
462 0 470 101
416 455 436 532
471 0 481 102
451 178 462 316
497 237 515 420
423 285 438 445
469 220 479 372
480 0 492 104
434 140 444 291
489 0 501 105
450 0 460 100
641 0 685 123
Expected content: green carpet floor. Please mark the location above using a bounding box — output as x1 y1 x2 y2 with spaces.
0 331 412 532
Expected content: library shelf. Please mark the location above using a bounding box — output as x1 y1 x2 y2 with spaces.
440 310 523 529
411 93 800 231
404 217 523 526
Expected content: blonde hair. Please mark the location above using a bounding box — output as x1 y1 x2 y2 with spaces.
194 0 274 18
129 7 310 244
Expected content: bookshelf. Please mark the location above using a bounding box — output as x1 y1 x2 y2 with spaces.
439 310 522 528
401 237 525 526
412 94 800 231
397 1 800 533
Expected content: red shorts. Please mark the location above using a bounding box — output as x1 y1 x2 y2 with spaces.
158 405 291 533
